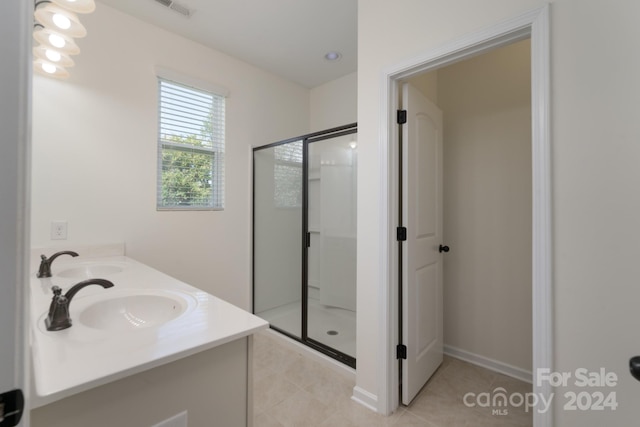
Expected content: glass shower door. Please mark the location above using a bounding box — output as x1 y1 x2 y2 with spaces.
253 140 303 338
306 132 357 360
253 124 357 367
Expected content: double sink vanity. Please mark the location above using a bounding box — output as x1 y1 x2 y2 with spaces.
29 244 268 427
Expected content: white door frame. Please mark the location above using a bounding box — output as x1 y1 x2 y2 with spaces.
0 0 32 425
377 5 551 426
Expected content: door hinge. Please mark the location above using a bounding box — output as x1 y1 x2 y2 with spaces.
306 232 311 248
397 344 407 360
0 389 24 427
397 226 407 241
397 110 407 125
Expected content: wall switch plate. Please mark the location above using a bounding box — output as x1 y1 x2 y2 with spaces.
151 411 187 427
50 221 67 240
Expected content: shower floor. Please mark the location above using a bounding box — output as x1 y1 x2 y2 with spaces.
256 299 356 358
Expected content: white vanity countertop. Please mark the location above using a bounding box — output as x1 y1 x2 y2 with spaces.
29 253 268 408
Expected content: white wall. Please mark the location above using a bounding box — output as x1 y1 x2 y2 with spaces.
358 0 640 424
31 3 310 310
310 72 357 131
408 71 438 105
435 39 532 372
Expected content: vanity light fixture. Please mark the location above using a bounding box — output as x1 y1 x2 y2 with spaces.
50 0 96 14
33 27 81 54
33 58 70 79
32 0 96 79
35 4 87 38
33 44 75 68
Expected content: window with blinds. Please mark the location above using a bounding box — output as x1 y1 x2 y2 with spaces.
157 77 225 210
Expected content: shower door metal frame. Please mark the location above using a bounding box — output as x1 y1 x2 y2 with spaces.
252 123 357 369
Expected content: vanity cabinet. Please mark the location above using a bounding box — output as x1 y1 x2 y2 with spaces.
32 336 255 427
29 247 267 427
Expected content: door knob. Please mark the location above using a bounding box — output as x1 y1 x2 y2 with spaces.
439 245 450 253
630 356 640 381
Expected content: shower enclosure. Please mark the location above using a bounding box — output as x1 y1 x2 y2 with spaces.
253 124 357 367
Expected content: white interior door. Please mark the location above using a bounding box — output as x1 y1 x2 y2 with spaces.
401 83 444 405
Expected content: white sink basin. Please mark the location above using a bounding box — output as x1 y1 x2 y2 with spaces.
78 292 189 331
57 264 124 279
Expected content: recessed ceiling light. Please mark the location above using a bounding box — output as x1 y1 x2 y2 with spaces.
324 51 342 61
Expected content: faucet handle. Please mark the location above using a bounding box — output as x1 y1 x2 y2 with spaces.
45 287 72 331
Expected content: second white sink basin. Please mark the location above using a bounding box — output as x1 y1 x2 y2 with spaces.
78 291 190 331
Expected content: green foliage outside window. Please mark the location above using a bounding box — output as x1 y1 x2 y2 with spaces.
161 135 214 207
157 77 224 210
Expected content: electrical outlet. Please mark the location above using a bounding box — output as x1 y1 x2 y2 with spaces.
51 221 68 240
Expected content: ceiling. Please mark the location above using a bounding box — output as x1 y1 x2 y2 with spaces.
97 0 357 88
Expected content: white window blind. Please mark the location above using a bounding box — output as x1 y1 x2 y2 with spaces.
274 141 303 208
157 77 225 210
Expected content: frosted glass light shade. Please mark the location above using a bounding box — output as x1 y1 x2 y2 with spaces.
33 59 70 79
33 28 80 55
33 45 75 68
51 0 96 14
35 4 87 38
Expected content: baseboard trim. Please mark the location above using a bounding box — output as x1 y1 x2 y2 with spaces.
444 345 533 384
351 386 378 412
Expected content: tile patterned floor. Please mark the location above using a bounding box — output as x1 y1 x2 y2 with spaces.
253 331 533 427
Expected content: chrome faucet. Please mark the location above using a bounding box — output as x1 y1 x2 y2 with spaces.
37 251 79 278
45 279 114 331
